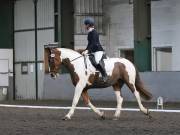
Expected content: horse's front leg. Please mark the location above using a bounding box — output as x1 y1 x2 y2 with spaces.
63 81 86 120
81 89 105 119
113 83 124 120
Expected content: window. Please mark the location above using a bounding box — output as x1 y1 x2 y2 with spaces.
153 47 172 71
74 0 104 34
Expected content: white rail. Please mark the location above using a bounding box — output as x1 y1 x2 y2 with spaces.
0 104 180 113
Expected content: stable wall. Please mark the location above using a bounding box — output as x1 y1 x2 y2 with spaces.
43 72 180 102
104 0 134 57
0 0 14 100
74 0 133 58
151 0 180 71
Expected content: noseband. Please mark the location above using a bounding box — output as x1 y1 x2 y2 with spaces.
48 50 56 71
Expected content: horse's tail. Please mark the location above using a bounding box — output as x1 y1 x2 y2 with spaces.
135 69 152 100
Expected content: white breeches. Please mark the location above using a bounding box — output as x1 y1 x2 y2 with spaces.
93 51 104 64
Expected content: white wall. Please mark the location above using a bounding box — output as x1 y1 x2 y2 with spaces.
14 0 54 99
151 0 180 71
104 0 134 57
156 50 172 71
0 49 13 73
14 0 34 30
74 35 106 50
37 0 54 28
0 49 13 86
74 0 134 57
74 0 180 70
43 72 180 102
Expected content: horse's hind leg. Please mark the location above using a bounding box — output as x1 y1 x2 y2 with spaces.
81 89 105 119
126 82 148 115
112 81 124 120
134 86 148 114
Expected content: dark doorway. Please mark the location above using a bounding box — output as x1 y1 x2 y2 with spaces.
61 0 74 49
120 49 134 63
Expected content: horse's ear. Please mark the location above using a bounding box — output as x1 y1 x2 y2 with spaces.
44 48 50 73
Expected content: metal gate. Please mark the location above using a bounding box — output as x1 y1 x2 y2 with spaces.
14 0 54 99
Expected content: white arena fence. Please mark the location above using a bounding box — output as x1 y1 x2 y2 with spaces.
0 104 180 113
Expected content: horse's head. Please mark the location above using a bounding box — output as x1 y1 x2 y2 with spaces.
45 47 61 79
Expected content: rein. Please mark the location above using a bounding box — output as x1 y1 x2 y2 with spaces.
70 55 84 62
70 54 89 75
70 53 91 62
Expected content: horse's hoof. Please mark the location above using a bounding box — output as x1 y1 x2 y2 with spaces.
101 115 105 120
148 114 152 119
147 109 150 114
146 109 152 119
62 116 71 121
148 113 153 119
113 117 119 121
100 111 105 120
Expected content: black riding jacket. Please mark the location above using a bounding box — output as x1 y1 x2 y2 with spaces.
86 29 104 53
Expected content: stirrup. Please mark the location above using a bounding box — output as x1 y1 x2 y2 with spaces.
103 77 108 82
102 74 108 82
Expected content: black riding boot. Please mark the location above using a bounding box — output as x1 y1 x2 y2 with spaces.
96 61 108 82
89 54 108 82
89 54 98 68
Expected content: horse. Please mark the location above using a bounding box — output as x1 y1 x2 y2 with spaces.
44 47 152 120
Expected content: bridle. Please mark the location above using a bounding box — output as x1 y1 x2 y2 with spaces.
48 49 56 72
49 49 90 75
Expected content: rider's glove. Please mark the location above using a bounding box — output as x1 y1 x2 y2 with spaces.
82 50 88 55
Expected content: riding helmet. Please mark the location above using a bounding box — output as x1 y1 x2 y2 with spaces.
84 17 95 26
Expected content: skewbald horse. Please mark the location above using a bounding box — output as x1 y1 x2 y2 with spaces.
44 47 152 120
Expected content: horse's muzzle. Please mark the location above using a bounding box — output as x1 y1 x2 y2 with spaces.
50 72 59 79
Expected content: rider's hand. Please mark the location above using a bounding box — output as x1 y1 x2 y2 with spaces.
82 50 88 55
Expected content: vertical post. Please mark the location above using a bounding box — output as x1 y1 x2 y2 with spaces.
12 0 15 100
157 96 163 110
33 0 38 100
54 0 58 42
58 0 62 47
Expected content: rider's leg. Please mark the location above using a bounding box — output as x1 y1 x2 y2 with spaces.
94 51 108 81
94 51 103 64
96 62 108 81
89 54 98 69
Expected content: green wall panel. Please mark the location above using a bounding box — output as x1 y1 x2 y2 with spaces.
134 39 151 71
0 1 13 49
133 0 151 71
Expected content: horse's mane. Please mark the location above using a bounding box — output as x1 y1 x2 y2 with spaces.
75 49 85 54
59 48 82 59
61 48 85 55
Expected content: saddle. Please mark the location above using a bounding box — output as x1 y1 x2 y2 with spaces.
88 53 108 82
81 51 108 81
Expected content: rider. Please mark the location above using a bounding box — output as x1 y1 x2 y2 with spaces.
82 17 108 82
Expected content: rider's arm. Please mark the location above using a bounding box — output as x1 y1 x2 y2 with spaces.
82 50 88 55
86 31 97 52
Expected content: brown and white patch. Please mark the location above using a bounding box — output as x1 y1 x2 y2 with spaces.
44 48 50 73
62 58 80 86
44 47 61 75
